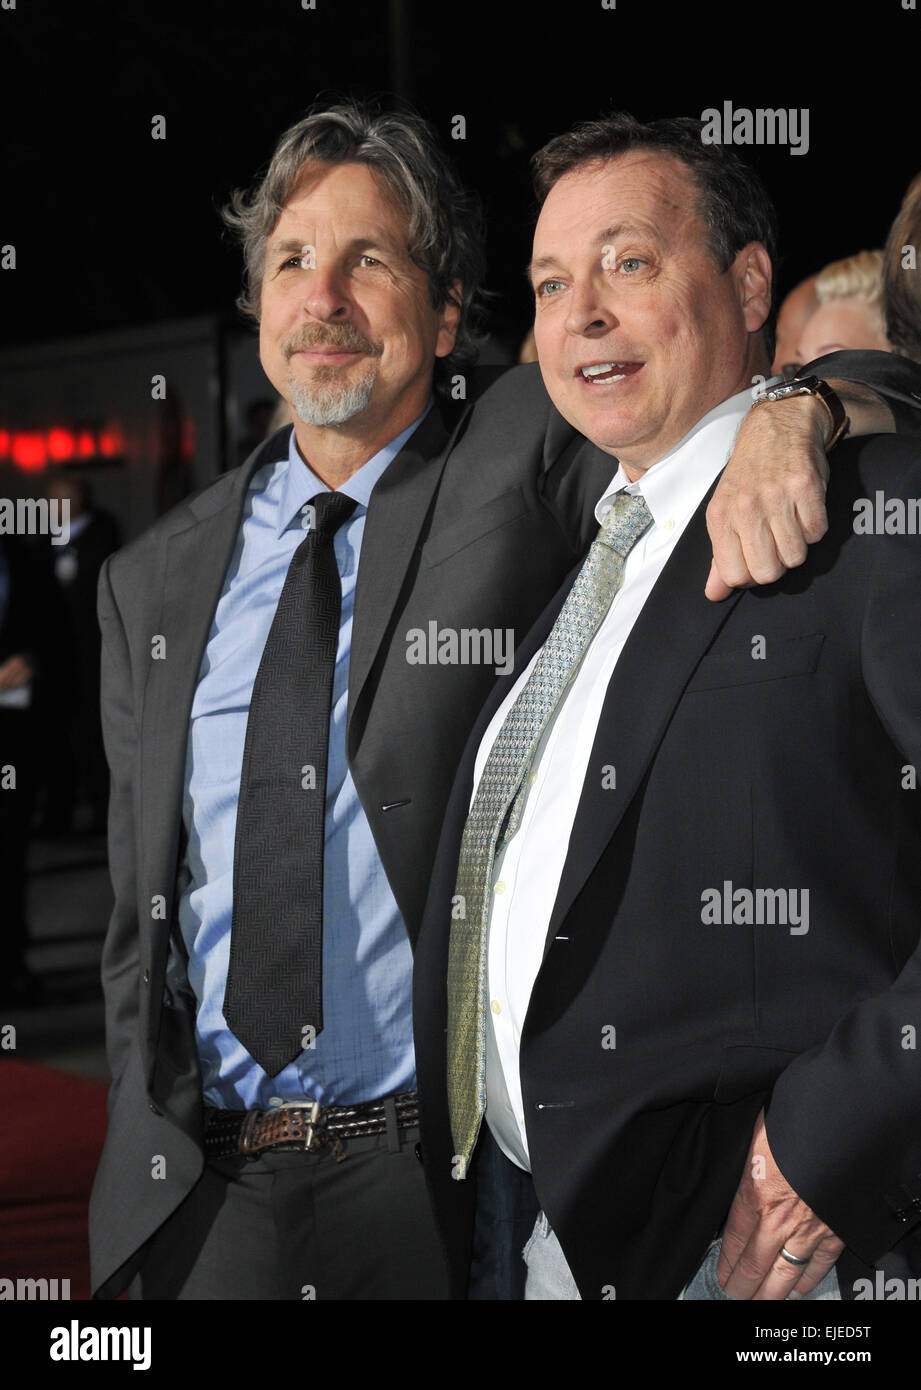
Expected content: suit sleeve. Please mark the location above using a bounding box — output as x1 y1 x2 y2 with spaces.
804 348 921 434
97 556 141 1103
765 447 921 1265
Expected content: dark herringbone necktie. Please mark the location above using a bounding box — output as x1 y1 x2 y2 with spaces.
224 490 357 1077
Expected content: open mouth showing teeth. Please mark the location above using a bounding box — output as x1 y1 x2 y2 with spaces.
579 362 642 382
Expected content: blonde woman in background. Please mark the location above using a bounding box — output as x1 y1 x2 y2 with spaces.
798 249 890 361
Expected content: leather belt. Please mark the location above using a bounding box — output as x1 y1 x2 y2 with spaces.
203 1091 420 1160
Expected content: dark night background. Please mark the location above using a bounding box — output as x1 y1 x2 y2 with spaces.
2 0 919 353
1 1 921 1333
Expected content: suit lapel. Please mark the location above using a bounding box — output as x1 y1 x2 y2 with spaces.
544 485 745 952
139 432 285 1003
346 402 464 738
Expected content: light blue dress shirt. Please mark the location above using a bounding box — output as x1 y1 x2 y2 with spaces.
178 407 430 1109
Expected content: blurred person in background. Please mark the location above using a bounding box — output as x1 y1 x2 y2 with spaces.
234 398 282 468
0 535 68 1004
39 477 120 836
883 171 921 364
771 272 818 380
798 251 890 363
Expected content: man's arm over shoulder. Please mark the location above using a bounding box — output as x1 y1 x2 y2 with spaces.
810 347 921 435
461 362 613 555
459 361 560 455
706 350 921 600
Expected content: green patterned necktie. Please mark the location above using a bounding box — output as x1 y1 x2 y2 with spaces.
446 490 654 1177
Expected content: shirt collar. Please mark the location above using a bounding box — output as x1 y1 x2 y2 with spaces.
594 375 782 530
275 398 434 538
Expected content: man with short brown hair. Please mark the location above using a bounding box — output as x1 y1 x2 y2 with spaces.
415 113 921 1302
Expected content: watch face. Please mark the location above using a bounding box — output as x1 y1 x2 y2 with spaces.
765 385 804 400
768 377 819 400
789 375 820 391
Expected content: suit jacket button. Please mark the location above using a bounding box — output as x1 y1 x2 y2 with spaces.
148 1101 162 1115
414 1142 424 1165
142 968 150 984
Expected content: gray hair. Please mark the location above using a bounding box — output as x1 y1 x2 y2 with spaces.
222 98 487 381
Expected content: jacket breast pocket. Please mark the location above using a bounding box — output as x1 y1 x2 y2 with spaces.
419 485 529 571
685 633 825 694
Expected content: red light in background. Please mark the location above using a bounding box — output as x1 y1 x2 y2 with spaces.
98 425 124 457
180 417 195 460
12 432 47 471
5 421 127 469
47 427 76 462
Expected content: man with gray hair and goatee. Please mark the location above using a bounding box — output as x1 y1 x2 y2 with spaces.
88 97 921 1300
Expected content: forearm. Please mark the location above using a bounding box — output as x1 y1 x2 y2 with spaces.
803 348 921 434
824 378 894 436
705 376 910 599
748 381 894 462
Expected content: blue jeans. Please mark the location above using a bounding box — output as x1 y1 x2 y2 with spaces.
680 1239 841 1300
523 1211 582 1299
521 1219 842 1300
468 1128 541 1300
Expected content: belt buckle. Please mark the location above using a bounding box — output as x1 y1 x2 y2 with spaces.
277 1100 323 1152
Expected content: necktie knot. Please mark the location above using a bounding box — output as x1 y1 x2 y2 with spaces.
598 490 653 559
309 491 358 541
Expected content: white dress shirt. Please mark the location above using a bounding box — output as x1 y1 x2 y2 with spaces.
471 381 775 1170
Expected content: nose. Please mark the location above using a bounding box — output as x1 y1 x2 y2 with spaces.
300 265 351 323
564 277 617 339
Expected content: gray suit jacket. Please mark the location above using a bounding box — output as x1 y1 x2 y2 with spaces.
88 364 614 1296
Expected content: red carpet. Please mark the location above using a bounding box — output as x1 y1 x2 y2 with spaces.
0 1059 109 1300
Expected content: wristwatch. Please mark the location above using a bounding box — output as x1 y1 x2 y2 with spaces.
752 375 850 450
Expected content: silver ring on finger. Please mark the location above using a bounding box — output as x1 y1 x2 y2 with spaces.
779 1246 810 1267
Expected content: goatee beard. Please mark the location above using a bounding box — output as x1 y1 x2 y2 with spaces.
288 363 378 426
284 325 380 426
